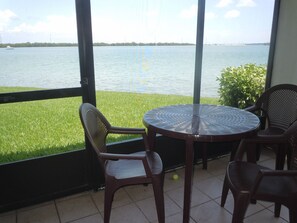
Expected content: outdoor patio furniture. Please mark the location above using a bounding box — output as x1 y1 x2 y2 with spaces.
143 104 260 223
245 84 297 170
79 103 165 223
220 120 297 223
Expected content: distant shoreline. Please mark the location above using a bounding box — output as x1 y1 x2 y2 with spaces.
0 42 269 48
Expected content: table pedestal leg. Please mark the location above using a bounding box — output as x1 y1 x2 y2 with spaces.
147 128 156 151
183 139 194 223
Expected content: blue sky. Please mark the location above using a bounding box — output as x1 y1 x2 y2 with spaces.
0 0 275 44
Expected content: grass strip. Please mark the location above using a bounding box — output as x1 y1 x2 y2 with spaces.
0 87 218 164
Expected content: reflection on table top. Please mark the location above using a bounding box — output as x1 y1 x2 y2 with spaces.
143 104 260 141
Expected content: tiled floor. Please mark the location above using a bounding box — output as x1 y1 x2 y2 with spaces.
0 149 290 223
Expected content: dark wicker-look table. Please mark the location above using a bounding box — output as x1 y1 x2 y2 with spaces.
143 104 260 223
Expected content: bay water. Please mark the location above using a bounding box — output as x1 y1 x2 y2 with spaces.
0 45 269 97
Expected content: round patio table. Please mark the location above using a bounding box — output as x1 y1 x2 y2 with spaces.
143 104 260 223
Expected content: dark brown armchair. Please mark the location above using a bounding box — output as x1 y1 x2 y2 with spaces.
79 103 165 223
245 84 297 170
221 120 297 223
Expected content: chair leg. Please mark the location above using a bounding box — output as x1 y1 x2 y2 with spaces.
287 146 292 170
152 174 165 223
202 143 208 169
221 175 229 207
104 185 117 223
274 203 281 217
230 141 240 161
289 208 297 223
275 144 287 170
256 144 262 161
231 193 250 223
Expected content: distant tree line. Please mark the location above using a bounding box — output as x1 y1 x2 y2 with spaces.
0 42 194 48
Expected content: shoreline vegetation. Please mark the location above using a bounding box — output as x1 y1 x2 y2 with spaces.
0 86 219 163
0 42 269 48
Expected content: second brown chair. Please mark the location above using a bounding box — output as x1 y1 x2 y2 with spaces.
79 103 165 223
221 120 297 223
245 84 297 170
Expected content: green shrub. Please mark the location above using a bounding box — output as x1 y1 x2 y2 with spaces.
217 63 266 109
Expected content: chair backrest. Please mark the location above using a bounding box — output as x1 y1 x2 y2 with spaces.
79 103 111 157
255 84 297 131
285 120 297 170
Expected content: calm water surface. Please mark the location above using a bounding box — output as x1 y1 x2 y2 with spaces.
0 45 269 97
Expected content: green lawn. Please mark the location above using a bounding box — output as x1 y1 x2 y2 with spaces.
0 87 219 164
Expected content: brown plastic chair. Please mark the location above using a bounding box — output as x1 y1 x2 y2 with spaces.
221 120 297 223
245 84 297 170
79 103 165 223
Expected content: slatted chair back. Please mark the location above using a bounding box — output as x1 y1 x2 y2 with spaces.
286 120 297 170
79 103 111 157
255 84 297 131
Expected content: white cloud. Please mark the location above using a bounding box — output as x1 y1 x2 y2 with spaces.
9 15 76 33
6 15 77 42
0 9 17 32
225 10 240 18
216 0 233 8
180 5 198 19
236 0 256 7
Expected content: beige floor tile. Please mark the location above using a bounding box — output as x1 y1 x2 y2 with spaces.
194 176 224 199
217 154 231 163
268 204 290 222
0 213 16 223
56 191 90 202
175 167 186 179
193 166 214 183
109 203 149 223
216 195 266 219
205 159 228 176
17 203 59 223
258 158 277 169
245 209 288 223
216 173 226 181
70 213 103 223
56 194 98 223
166 186 211 208
124 184 154 201
152 212 196 223
164 171 185 192
3 149 280 223
91 188 132 212
0 210 16 217
259 148 276 161
190 200 233 222
17 201 55 212
136 194 181 222
258 200 274 208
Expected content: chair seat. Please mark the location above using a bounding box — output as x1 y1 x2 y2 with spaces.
228 161 268 191
258 127 285 136
228 161 297 201
105 151 163 180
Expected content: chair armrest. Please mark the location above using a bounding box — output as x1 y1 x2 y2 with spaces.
244 105 258 112
244 135 287 144
251 169 297 195
260 169 297 176
109 126 149 150
100 152 146 160
245 105 258 112
109 126 146 134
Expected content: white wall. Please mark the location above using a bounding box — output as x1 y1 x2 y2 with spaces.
271 0 297 85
